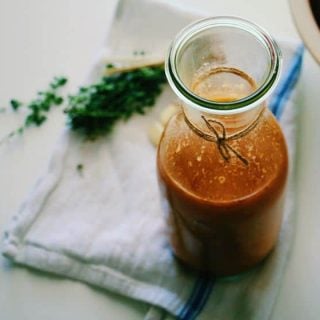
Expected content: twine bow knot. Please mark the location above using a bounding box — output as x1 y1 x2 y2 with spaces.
184 108 265 166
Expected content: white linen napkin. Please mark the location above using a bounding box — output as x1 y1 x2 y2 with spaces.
2 0 303 319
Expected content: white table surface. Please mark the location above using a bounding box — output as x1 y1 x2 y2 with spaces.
0 0 320 319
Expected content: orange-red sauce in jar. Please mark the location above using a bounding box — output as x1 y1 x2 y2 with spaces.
157 67 288 276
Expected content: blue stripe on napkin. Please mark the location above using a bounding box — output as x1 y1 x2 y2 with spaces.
269 44 304 119
178 44 303 319
178 276 215 320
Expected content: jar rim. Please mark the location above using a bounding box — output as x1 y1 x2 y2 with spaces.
165 16 282 115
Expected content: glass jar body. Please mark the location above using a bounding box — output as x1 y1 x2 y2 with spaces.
157 106 288 276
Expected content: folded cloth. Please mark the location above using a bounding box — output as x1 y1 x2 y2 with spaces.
2 0 303 319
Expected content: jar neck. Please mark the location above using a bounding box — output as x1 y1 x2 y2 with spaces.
183 102 266 135
165 17 282 115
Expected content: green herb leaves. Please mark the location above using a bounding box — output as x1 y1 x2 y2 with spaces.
2 63 167 144
50 76 68 90
10 99 22 111
65 66 166 138
1 77 67 144
20 76 67 128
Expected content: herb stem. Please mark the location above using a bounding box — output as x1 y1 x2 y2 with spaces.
104 59 164 76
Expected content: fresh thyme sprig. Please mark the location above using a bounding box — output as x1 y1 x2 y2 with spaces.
0 77 67 144
2 60 167 144
65 65 166 138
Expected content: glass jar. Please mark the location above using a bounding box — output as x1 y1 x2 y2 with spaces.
157 17 288 276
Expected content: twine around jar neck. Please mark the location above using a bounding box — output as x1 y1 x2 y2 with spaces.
183 107 265 166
